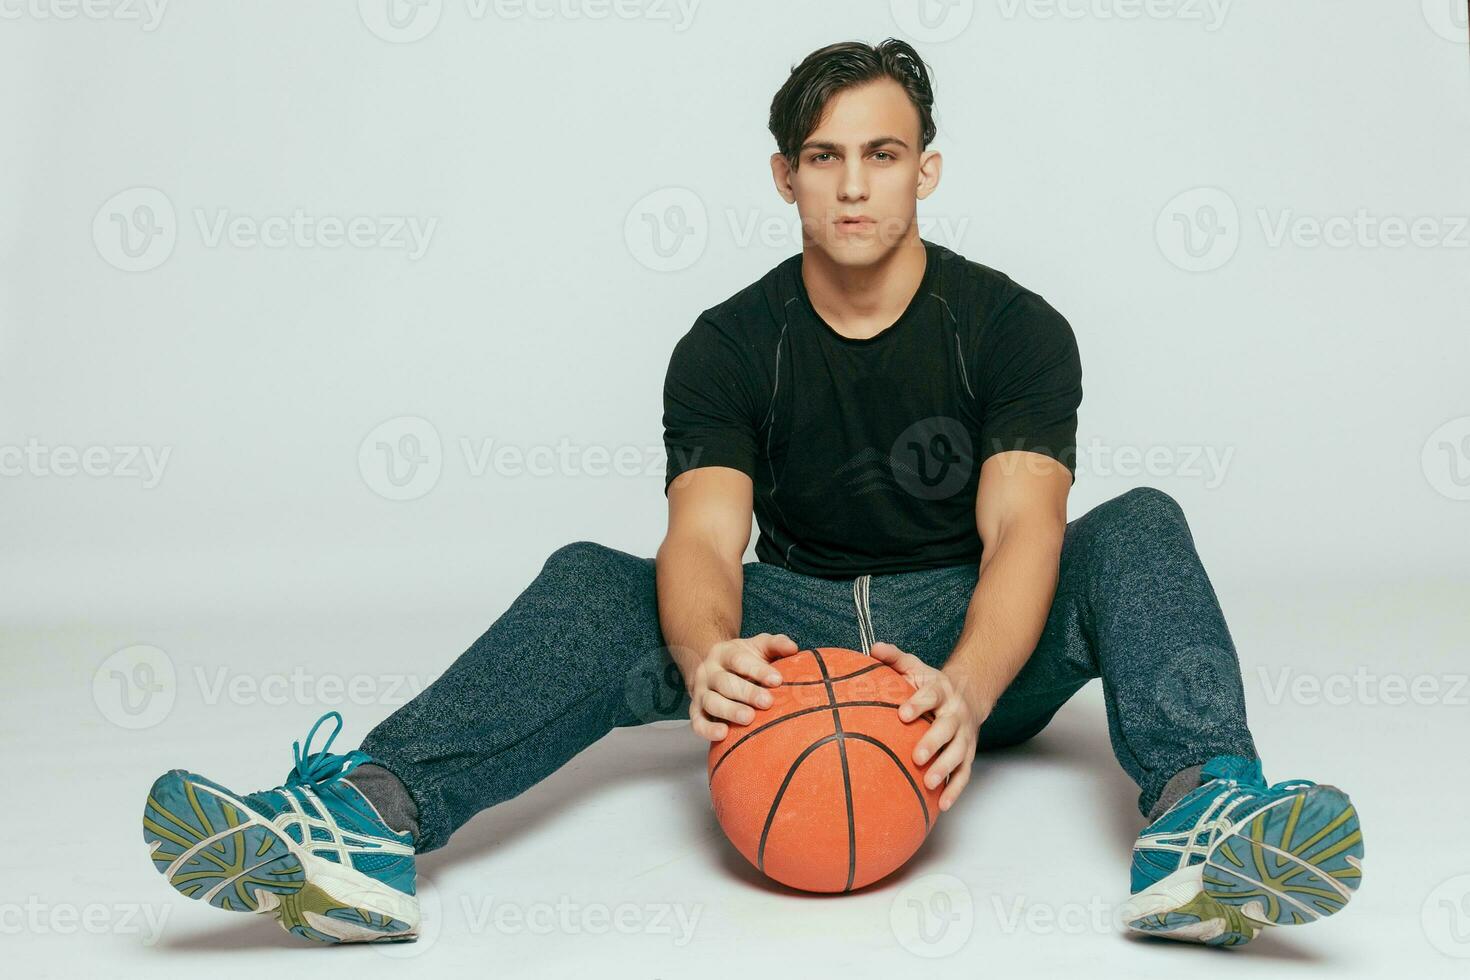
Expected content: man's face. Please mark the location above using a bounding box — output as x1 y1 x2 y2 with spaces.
772 77 940 266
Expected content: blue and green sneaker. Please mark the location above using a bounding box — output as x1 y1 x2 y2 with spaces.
1121 755 1363 947
142 711 419 943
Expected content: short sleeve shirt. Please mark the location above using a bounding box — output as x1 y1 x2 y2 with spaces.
662 238 1083 579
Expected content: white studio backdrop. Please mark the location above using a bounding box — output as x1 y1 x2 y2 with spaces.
1 0 1467 627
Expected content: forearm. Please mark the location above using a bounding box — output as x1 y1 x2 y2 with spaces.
655 533 745 688
942 518 1065 717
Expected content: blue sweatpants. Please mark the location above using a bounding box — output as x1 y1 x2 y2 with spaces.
360 486 1257 852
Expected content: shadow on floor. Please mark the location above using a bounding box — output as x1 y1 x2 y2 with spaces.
429 691 1143 879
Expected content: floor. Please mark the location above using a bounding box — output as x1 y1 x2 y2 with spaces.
3 579 1466 978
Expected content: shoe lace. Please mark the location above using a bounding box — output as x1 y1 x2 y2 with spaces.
284 710 371 790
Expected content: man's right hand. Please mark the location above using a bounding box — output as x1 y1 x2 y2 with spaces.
686 632 797 741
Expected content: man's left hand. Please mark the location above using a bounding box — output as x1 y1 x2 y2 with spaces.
869 641 988 812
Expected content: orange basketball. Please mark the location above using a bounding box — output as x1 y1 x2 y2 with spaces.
707 646 943 893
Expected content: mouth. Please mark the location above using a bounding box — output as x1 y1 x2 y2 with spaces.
835 216 876 232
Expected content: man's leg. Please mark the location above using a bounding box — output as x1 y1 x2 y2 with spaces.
353 540 676 852
871 484 1256 809
143 538 871 943
870 485 1360 946
996 483 1259 815
355 542 877 852
142 539 672 943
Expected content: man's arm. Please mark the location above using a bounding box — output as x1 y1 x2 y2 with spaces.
867 449 1070 809
656 465 753 680
940 450 1072 719
657 465 796 741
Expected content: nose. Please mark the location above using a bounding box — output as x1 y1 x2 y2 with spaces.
837 160 869 203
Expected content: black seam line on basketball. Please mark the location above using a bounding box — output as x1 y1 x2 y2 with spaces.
707 699 905 783
781 663 885 686
815 649 858 893
756 731 844 878
839 732 932 831
747 732 933 890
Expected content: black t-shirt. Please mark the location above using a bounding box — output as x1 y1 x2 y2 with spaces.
662 238 1082 579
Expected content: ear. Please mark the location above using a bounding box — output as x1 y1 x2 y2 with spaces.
916 149 942 202
770 152 797 204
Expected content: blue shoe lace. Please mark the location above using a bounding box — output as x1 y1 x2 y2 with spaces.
284 711 371 791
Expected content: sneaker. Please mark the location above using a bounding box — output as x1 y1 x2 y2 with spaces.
142 710 419 943
1121 755 1363 947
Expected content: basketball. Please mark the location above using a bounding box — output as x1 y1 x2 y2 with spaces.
706 646 943 893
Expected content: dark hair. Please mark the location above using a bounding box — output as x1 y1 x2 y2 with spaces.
768 38 937 170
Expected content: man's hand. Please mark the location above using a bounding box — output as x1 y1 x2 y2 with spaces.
686 632 798 742
870 641 986 812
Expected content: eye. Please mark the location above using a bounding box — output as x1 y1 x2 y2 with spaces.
812 152 834 163
873 151 896 161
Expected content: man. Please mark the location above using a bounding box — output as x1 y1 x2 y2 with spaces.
141 39 1362 948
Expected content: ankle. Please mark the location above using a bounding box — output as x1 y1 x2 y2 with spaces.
1147 763 1205 821
345 762 421 845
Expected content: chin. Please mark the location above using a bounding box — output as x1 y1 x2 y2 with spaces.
811 233 894 268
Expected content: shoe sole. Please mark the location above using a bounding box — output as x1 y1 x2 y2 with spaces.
1122 864 1262 946
1203 784 1363 926
1124 783 1363 945
143 769 419 943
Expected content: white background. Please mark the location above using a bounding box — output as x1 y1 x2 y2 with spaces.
2 1 1467 977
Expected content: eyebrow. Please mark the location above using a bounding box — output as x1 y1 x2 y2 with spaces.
798 135 910 154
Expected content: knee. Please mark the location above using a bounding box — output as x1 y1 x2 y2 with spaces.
540 539 653 598
1081 486 1189 557
542 539 616 577
548 539 607 562
1102 486 1188 531
1119 485 1183 518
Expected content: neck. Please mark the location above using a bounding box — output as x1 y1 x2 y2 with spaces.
800 231 927 341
